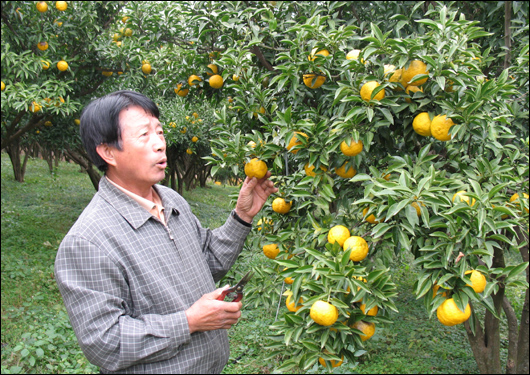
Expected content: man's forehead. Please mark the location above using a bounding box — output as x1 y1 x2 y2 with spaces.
119 106 160 126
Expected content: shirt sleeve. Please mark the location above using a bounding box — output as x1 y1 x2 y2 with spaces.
54 234 191 372
195 213 252 282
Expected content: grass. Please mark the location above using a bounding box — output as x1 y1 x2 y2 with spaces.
1 153 523 374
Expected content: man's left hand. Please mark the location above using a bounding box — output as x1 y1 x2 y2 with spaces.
235 171 278 223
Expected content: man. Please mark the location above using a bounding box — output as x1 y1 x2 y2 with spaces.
54 90 277 374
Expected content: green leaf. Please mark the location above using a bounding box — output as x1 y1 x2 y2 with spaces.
350 174 372 182
507 262 529 281
301 339 320 352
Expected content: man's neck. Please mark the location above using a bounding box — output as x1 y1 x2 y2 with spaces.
105 173 154 201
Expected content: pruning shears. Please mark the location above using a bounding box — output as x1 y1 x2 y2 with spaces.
216 270 254 302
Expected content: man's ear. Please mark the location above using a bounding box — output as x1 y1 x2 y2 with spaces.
96 143 118 167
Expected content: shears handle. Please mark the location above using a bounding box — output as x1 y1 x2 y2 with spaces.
216 288 243 302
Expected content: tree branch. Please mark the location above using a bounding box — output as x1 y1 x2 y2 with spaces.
504 1 512 70
250 45 277 72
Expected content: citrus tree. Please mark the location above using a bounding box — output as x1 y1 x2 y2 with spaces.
1 1 129 184
181 1 528 373
1 1 224 190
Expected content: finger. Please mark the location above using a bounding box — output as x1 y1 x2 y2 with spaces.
209 286 231 300
221 300 242 312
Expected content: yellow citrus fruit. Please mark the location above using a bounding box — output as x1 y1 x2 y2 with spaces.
141 63 152 74
430 114 455 141
412 112 432 137
186 148 193 155
388 68 403 85
124 28 133 37
263 243 280 259
436 298 471 326
360 303 379 316
304 163 316 176
465 270 487 293
452 190 476 207
283 268 294 284
74 119 80 125
343 236 369 262
286 132 308 154
56 1 68 11
383 64 396 76
360 81 385 102
328 225 350 247
318 351 344 368
232 74 239 82
209 74 224 89
351 320 376 341
286 292 304 312
36 2 48 12
253 106 266 117
308 48 330 61
31 101 42 113
191 136 198 143
432 283 448 298
206 64 218 76
340 138 363 156
193 112 199 119
310 301 339 326
304 163 327 177
272 197 292 214
37 42 49 51
256 218 272 231
362 207 382 224
509 193 529 213
401 60 429 86
335 163 356 178
188 75 202 86
176 87 189 97
405 85 424 102
244 158 268 179
346 49 365 64
1 81 5 91
303 73 326 89
57 60 68 72
411 201 424 217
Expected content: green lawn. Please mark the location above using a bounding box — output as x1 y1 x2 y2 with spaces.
3 153 516 374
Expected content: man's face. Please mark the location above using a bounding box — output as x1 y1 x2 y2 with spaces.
109 106 166 192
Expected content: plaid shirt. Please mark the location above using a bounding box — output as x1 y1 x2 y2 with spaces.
55 177 251 373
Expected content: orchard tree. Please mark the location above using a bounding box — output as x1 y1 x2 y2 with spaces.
1 1 131 184
179 1 528 373
1 1 223 190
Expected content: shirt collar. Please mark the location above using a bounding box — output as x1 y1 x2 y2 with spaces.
106 176 165 221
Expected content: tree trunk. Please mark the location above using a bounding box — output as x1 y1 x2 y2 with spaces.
199 164 211 188
504 1 512 71
21 151 30 180
6 138 25 182
464 245 506 374
515 226 529 374
64 148 102 191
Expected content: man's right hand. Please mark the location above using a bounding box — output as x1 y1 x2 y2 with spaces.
185 286 242 334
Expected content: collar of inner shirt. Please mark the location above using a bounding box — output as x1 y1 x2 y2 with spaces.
106 176 166 223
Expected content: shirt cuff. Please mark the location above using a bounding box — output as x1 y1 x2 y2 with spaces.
231 210 252 227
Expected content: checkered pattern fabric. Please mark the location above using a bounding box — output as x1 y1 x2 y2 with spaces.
55 177 251 373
